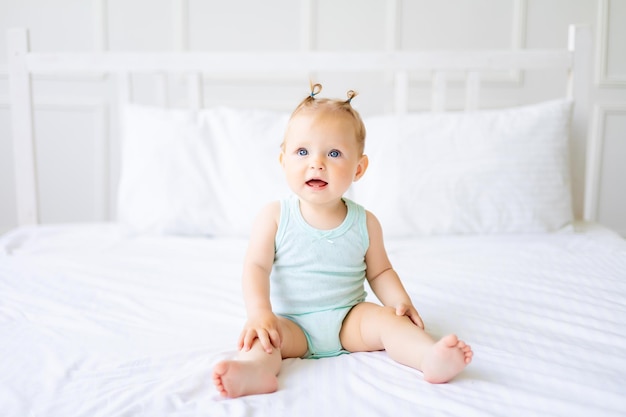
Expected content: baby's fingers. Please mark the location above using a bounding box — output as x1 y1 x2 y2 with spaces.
240 328 258 351
268 327 282 350
237 328 246 350
395 304 409 317
256 330 275 353
396 304 425 329
407 309 425 329
412 313 425 329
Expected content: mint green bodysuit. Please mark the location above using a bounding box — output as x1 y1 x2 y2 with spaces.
271 196 369 358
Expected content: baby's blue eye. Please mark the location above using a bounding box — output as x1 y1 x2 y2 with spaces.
298 148 308 156
329 150 341 158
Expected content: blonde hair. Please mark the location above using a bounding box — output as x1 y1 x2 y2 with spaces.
283 83 366 154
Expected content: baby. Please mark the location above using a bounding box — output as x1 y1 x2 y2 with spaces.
213 84 472 398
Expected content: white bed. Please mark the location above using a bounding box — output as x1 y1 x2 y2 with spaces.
3 25 626 417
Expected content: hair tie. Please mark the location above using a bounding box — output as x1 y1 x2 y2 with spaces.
346 90 356 104
310 83 322 98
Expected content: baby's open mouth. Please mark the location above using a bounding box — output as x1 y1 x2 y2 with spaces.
306 179 328 188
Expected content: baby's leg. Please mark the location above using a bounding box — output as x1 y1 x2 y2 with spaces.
340 302 472 383
212 316 308 398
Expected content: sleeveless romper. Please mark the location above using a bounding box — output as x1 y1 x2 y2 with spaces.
271 196 369 358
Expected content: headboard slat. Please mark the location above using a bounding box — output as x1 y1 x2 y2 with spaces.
7 28 38 226
21 50 574 74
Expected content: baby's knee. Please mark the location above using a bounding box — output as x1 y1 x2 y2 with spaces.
380 306 396 316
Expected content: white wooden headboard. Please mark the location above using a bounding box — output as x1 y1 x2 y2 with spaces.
7 25 593 227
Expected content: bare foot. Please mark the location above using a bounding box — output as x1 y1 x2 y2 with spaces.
421 334 473 383
212 360 278 398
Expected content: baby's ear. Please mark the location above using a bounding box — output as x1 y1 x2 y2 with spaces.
279 152 285 168
353 154 369 181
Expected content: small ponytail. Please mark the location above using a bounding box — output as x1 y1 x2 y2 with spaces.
310 82 322 98
345 90 357 104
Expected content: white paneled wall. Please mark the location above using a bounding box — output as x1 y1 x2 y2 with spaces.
1 0 625 235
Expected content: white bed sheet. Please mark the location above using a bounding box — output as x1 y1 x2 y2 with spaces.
1 223 625 417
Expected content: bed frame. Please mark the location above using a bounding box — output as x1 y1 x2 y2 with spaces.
7 25 594 228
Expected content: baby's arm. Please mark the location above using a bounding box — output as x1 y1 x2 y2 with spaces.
364 211 425 329
238 201 282 353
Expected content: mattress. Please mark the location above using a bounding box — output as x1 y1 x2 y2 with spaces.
1 222 625 417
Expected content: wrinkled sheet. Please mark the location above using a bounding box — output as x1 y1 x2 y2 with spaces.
1 223 625 417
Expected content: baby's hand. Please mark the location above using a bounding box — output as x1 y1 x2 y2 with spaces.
238 311 282 354
395 303 425 329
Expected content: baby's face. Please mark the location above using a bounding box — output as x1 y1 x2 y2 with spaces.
280 111 367 206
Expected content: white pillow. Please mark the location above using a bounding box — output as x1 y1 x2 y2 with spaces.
117 104 290 237
352 99 574 236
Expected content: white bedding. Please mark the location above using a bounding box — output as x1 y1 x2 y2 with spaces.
1 223 625 417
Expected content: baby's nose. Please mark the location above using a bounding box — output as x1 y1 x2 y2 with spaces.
310 157 325 169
